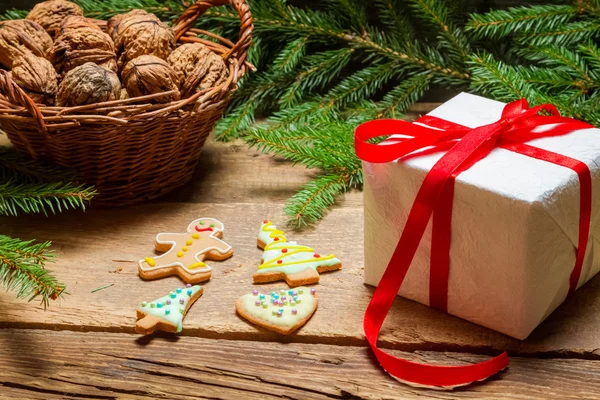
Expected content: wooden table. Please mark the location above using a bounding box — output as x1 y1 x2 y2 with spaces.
1 120 600 399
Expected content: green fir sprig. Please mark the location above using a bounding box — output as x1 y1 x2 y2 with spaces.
0 236 65 308
5 0 600 228
0 147 95 305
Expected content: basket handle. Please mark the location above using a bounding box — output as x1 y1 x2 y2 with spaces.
173 0 253 65
0 70 47 157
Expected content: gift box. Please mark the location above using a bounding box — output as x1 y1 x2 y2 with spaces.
361 93 600 340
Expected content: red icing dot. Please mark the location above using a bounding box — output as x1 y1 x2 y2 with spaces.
277 260 283 264
274 237 279 241
314 253 321 258
263 220 269 223
281 248 288 253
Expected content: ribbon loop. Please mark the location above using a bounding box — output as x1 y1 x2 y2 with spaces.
356 99 594 388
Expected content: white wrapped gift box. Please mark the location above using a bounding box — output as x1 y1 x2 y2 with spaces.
363 92 600 340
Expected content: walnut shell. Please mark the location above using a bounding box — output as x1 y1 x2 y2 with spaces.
58 15 102 37
115 14 175 69
10 52 58 106
121 55 180 102
106 9 152 41
52 28 117 75
26 0 84 37
0 20 53 68
168 43 229 97
56 62 121 107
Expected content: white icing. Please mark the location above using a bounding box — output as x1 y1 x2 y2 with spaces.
239 287 317 328
258 221 287 246
138 285 201 332
255 222 341 275
138 217 232 275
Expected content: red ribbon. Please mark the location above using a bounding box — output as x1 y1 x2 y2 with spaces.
355 99 593 387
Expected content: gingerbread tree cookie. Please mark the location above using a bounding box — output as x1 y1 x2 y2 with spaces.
236 287 318 335
138 217 233 284
136 284 202 334
253 221 342 287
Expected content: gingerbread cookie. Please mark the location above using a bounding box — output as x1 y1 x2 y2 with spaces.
138 217 233 283
253 220 342 287
235 287 318 335
136 284 202 334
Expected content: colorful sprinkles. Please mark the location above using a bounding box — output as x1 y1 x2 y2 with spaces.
250 288 316 317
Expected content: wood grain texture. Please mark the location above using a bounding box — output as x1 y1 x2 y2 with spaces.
1 202 600 358
1 329 599 400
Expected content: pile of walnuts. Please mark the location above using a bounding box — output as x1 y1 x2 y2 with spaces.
0 0 228 107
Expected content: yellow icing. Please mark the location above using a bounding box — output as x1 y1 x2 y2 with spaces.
258 247 314 270
186 240 193 246
188 262 207 269
264 243 312 251
177 251 184 258
145 257 156 267
262 221 288 243
259 254 337 269
182 247 189 252
192 233 200 239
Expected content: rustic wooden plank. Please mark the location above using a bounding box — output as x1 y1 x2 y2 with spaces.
1 202 600 358
0 329 599 400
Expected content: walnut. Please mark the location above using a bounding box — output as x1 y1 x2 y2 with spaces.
56 62 121 107
115 14 175 69
121 55 180 102
10 52 58 106
168 43 228 97
58 15 102 37
26 0 84 37
106 9 152 41
0 20 52 68
52 28 117 75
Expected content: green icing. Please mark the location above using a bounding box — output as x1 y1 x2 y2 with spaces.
139 285 201 332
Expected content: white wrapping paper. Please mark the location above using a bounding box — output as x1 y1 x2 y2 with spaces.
363 93 600 339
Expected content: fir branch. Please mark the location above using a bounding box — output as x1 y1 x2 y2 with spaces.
74 0 185 21
321 62 399 110
579 41 600 75
408 0 470 64
0 180 96 217
0 9 27 20
329 0 368 33
279 48 354 108
285 173 352 228
214 101 256 141
466 5 577 39
377 73 432 118
517 21 600 47
0 236 65 308
517 45 594 84
468 53 529 102
272 37 310 74
0 147 78 184
375 0 414 39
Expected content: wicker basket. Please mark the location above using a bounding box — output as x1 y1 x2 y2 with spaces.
0 0 253 206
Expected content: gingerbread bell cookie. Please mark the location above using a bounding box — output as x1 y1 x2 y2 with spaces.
136 284 202 334
236 287 318 335
253 221 342 287
138 217 234 284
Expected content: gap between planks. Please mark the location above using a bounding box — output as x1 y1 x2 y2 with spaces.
0 329 599 400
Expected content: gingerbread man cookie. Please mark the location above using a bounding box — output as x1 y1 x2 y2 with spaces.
253 220 342 287
236 287 318 335
138 218 233 284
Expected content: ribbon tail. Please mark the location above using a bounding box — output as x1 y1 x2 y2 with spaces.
364 123 510 388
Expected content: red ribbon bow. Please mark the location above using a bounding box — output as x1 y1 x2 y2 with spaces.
355 99 593 387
